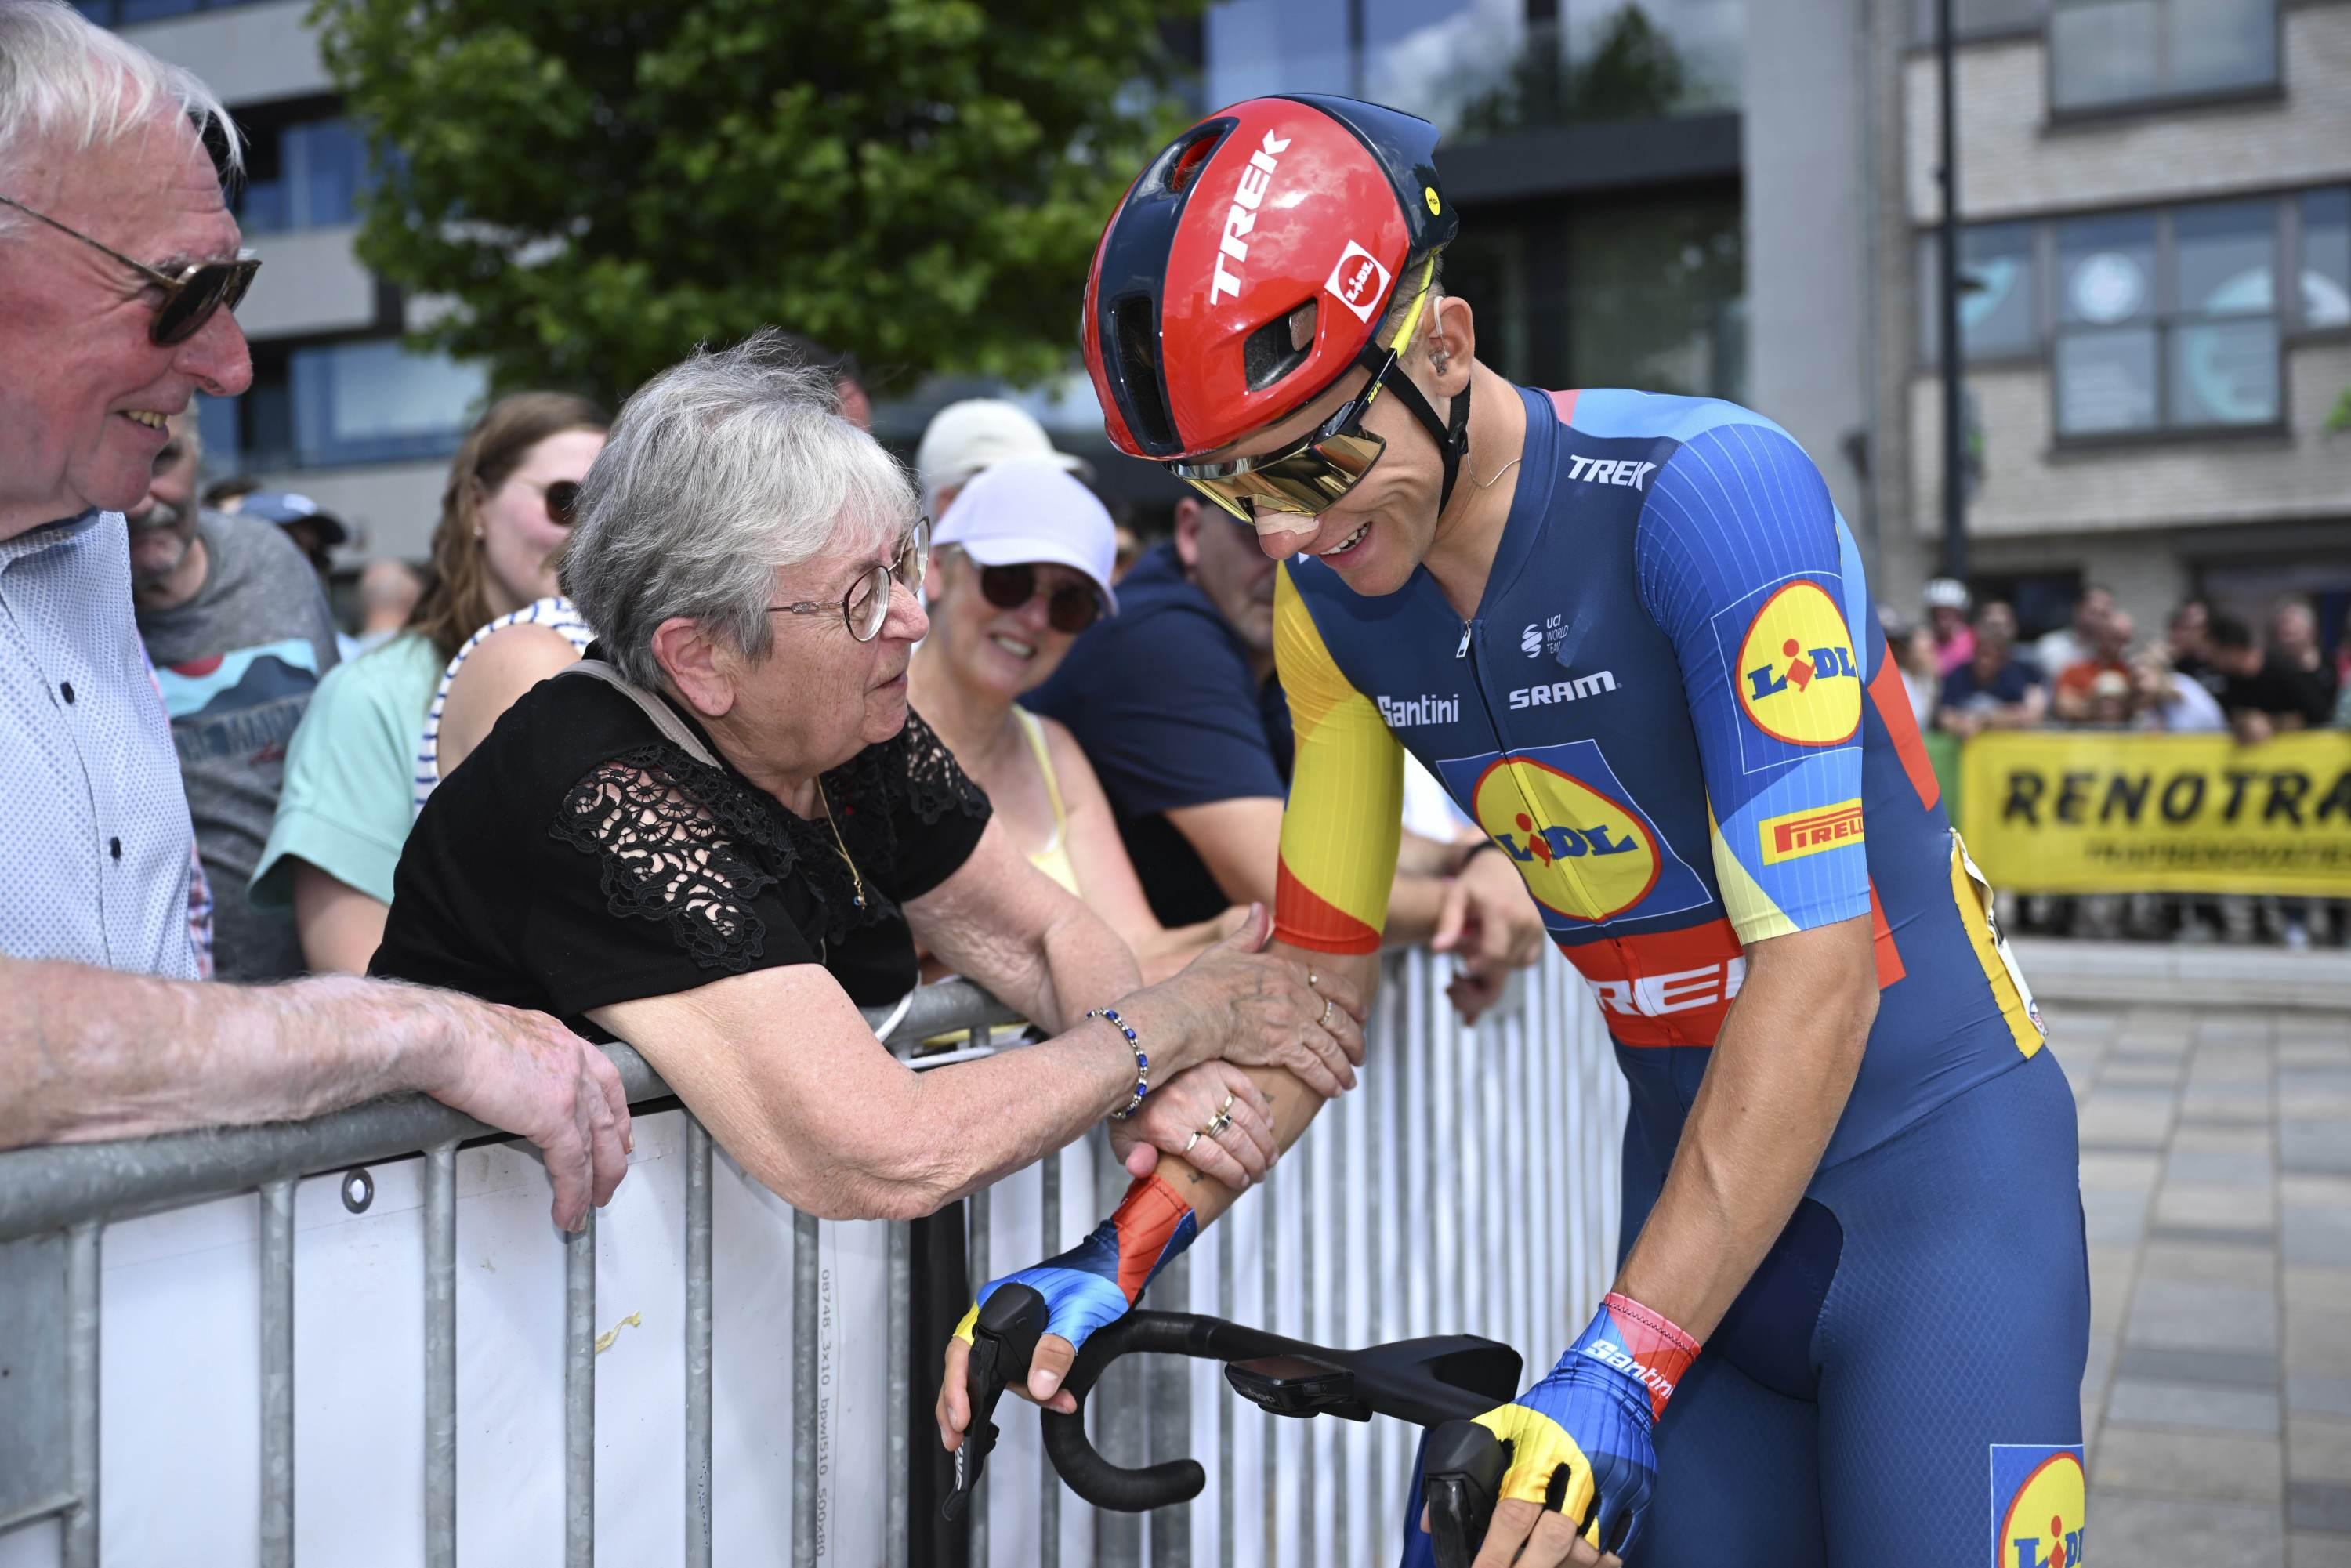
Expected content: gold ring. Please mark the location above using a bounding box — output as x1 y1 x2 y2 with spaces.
1183 1131 1202 1155
1307 969 1320 991
1319 996 1335 1028
1217 1092 1236 1117
1205 1112 1233 1138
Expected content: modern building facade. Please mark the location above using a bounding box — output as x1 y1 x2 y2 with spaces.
1877 0 2351 640
83 0 484 565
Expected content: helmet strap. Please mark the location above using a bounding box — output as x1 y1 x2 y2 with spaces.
1374 357 1473 516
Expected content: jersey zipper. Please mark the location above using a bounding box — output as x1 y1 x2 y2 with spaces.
1455 618 1474 658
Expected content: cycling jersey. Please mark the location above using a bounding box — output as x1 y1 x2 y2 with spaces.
1273 383 2045 1168
1271 385 2088 1568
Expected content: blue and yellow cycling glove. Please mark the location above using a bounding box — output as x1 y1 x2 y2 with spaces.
954 1171 1199 1367
1469 1291 1701 1556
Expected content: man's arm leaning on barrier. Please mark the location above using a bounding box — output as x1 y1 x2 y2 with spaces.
0 956 631 1231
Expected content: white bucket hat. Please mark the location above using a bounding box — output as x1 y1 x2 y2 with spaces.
915 400 1091 514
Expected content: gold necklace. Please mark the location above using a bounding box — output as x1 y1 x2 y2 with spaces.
814 779 867 910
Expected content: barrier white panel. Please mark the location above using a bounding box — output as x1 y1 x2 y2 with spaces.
9 951 1622 1568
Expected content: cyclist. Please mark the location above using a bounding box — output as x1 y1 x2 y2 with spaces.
940 96 2088 1568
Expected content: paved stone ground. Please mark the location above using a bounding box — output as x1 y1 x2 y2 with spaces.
2050 995 2351 1566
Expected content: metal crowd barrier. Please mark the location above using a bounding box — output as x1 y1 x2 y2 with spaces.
0 953 1624 1568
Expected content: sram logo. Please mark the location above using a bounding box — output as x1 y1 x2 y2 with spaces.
1509 670 1618 708
1210 131 1293 304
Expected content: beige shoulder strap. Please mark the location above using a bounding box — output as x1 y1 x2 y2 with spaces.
561 659 725 770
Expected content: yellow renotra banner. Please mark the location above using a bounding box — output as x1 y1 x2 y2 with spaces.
1957 731 2351 894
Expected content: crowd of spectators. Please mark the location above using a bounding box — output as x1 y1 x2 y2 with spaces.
1889 575 2350 945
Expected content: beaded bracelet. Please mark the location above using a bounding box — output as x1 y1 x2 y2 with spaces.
1089 1006 1150 1120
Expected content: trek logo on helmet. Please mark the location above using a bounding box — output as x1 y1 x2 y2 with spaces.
1209 130 1295 304
1324 241 1393 324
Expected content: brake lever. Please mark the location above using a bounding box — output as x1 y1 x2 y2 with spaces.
943 1285 1048 1522
1422 1418 1508 1568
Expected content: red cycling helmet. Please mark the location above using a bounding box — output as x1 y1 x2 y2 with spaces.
1081 95 1463 501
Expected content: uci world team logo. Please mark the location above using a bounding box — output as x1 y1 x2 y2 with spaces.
1733 579 1862 748
1434 739 1709 929
1989 1444 2085 1567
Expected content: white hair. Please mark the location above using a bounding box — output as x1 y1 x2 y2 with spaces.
0 0 241 232
560 329 918 689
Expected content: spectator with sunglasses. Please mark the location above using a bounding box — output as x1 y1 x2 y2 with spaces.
911 459 1244 982
0 0 629 1233
371 333 1361 1223
251 393 607 972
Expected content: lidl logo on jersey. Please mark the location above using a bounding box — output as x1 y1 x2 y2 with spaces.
1726 579 1863 750
1758 798 1864 864
1989 1445 2085 1567
1435 739 1709 929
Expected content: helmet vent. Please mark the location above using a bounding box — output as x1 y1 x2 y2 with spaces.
1165 133 1219 197
1243 299 1317 392
1113 295 1176 451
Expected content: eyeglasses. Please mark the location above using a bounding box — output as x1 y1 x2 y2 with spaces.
770 520 929 643
0 195 260 347
1171 259 1437 525
978 563 1103 636
517 477 583 527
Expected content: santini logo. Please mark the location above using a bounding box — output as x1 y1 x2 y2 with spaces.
1566 454 1657 491
1377 692 1459 728
1210 131 1294 304
1509 670 1618 709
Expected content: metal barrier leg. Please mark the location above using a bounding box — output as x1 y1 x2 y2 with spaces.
793 1208 818 1568
686 1119 714 1568
966 1183 990 1566
1217 1218 1234 1568
63 1221 98 1568
259 1178 295 1568
887 1218 910 1568
1038 1147 1060 1568
565 1211 596 1568
425 1143 457 1568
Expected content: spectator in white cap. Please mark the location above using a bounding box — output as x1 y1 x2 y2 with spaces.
914 397 1092 520
1924 575 1976 675
910 457 1240 981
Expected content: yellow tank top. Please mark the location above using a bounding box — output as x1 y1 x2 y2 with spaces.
1015 708 1081 896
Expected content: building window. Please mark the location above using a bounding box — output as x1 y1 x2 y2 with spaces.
1918 220 2041 362
207 339 485 473
234 118 368 234
1908 0 2047 44
2303 190 2351 331
2048 0 2277 114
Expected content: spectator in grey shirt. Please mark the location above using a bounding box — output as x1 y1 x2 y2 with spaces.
0 0 626 1229
132 415 337 980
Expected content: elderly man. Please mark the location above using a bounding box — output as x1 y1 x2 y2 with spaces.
0 0 625 1229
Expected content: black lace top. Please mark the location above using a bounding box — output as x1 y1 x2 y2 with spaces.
370 664 991 1034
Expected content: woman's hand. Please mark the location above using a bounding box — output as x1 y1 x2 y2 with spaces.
1124 905 1367 1099
1110 1061 1277 1191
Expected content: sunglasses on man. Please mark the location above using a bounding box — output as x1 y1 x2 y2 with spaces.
0 194 260 346
1171 258 1440 526
976 563 1104 636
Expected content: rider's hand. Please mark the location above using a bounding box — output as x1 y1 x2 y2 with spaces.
1128 904 1367 1098
1433 847 1550 977
408 991 632 1232
936 1172 1199 1452
1451 1293 1699 1567
1110 1062 1277 1191
1445 965 1509 1027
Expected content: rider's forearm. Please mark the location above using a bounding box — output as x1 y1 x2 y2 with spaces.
1 957 454 1150
1609 918 1876 1342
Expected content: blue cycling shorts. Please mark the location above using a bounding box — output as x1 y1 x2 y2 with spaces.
1402 1047 2090 1568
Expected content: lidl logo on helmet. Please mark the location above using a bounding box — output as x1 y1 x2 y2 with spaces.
1990 1445 2085 1568
1210 131 1294 304
1324 241 1393 324
1734 580 1861 747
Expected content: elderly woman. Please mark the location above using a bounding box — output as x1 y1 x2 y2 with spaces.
370 333 1364 1212
911 458 1238 983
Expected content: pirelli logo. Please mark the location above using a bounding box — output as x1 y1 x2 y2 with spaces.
1759 799 1865 864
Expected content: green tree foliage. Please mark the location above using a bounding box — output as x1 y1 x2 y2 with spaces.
2330 384 2351 434
315 0 1204 403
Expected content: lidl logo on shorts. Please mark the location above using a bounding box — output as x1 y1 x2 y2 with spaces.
1734 581 1861 748
1989 1444 2085 1568
1436 739 1709 930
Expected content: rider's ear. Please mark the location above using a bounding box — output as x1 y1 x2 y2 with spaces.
1424 295 1474 396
